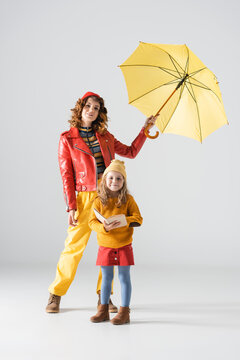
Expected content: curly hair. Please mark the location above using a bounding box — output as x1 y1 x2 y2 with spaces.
98 173 129 208
68 95 108 134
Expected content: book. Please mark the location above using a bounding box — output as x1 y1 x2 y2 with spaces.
93 208 127 228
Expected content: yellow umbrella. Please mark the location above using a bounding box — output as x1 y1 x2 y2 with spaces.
119 42 228 142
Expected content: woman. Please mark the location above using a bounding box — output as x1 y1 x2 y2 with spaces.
46 91 156 313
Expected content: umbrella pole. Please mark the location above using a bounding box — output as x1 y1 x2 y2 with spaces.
145 74 188 139
154 88 178 117
144 88 177 139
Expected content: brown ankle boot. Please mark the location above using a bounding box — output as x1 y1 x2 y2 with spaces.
90 304 109 323
110 306 130 325
46 293 61 313
109 298 118 313
97 293 118 313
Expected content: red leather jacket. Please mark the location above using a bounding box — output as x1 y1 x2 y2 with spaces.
58 126 147 211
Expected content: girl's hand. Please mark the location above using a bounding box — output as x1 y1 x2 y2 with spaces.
143 115 157 130
104 220 121 232
68 209 78 227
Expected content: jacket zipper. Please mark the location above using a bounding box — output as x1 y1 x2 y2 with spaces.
64 192 69 211
73 145 92 157
73 160 76 182
73 145 98 188
106 144 112 161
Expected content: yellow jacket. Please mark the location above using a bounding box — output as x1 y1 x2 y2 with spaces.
88 195 143 248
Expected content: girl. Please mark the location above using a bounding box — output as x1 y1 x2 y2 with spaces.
89 159 143 325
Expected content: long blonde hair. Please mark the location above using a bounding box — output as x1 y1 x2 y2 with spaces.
98 173 129 207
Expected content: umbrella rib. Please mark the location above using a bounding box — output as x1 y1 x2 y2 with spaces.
158 66 183 79
184 45 190 75
120 64 182 80
184 83 197 103
187 80 211 91
120 63 181 74
142 42 186 74
188 69 220 94
129 80 182 104
160 67 183 74
187 81 203 143
161 83 185 133
188 77 212 91
189 67 207 77
155 65 183 80
187 79 222 102
169 55 184 78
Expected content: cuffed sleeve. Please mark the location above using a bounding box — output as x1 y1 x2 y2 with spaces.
126 196 143 227
88 199 109 234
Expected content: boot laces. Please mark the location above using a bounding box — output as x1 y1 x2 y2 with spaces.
49 294 60 305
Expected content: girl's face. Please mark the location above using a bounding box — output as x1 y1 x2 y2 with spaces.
81 97 100 126
106 171 124 193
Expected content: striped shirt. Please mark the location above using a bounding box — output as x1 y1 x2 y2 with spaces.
79 127 106 175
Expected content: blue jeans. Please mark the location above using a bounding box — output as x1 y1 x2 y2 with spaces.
101 266 131 307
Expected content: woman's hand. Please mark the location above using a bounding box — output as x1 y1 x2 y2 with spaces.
68 209 78 227
104 220 121 232
143 115 157 130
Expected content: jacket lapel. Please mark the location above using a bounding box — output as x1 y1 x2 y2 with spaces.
96 132 111 165
69 127 92 155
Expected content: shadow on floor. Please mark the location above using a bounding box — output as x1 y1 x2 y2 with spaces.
130 302 240 328
60 306 96 313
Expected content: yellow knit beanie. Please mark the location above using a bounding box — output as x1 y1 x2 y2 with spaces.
103 159 127 180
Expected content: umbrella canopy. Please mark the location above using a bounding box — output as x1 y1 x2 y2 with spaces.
119 42 228 142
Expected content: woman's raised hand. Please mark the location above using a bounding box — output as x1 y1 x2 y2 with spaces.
103 220 121 232
68 209 78 227
143 115 157 130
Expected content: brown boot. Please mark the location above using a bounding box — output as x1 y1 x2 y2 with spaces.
109 298 118 313
90 304 109 323
110 306 130 325
46 293 61 313
97 293 118 313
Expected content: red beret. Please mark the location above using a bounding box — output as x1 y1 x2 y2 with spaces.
81 92 100 100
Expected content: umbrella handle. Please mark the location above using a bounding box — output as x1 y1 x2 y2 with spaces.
144 123 159 139
144 86 178 139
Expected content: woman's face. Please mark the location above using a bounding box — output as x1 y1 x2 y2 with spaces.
106 171 124 193
81 97 100 126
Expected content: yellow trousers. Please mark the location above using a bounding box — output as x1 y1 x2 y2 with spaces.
48 188 113 296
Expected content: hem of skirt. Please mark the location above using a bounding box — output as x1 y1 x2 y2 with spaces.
96 262 135 266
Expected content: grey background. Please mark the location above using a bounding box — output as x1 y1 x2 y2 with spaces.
0 0 239 267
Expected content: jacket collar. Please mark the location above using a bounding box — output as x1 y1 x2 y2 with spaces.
69 126 99 137
69 127 91 154
69 127 82 138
